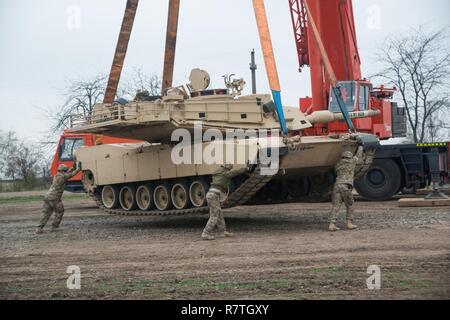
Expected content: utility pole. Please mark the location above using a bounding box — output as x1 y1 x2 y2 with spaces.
249 49 257 94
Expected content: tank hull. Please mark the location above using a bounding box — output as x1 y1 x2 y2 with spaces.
76 135 360 213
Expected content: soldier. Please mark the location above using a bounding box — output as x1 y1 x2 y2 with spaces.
201 164 249 240
36 163 80 234
329 146 364 232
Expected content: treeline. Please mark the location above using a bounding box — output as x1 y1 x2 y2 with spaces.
0 130 51 192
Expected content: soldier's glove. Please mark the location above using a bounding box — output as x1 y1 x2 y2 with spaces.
350 133 363 146
356 136 363 146
246 161 256 173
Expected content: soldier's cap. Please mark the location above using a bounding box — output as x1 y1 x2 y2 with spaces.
342 151 354 159
58 164 69 172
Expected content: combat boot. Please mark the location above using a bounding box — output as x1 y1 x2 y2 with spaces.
347 221 358 230
201 231 215 241
328 223 340 232
219 231 234 238
36 227 44 235
50 226 61 233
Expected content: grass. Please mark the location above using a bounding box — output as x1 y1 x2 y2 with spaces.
88 277 295 297
0 194 90 204
171 278 294 291
0 180 50 193
396 273 432 290
312 267 345 274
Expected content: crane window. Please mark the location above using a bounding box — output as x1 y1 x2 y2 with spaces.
59 138 84 161
358 85 370 111
329 81 356 113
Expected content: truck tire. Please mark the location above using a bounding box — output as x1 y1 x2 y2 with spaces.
287 178 311 199
354 159 401 201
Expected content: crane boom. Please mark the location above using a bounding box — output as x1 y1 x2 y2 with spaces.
288 0 309 70
288 0 402 139
162 0 181 94
104 0 139 104
302 0 355 132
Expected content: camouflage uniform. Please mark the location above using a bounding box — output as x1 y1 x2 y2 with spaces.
330 147 363 226
38 167 79 229
202 165 247 238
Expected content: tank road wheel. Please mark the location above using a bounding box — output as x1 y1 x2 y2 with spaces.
154 183 172 211
136 185 154 211
171 182 191 210
119 185 137 211
101 185 120 209
355 159 401 201
189 180 209 208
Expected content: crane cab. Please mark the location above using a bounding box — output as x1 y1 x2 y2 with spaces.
300 80 405 139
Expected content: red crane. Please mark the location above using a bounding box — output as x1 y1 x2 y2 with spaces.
288 0 402 139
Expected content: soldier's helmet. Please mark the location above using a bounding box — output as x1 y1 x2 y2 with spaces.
342 151 354 159
221 162 233 170
58 164 69 172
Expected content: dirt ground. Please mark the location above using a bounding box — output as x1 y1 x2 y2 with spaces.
0 194 449 300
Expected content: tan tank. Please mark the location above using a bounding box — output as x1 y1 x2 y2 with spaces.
70 70 379 216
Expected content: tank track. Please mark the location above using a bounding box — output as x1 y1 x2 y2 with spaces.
91 164 274 217
222 165 273 208
91 192 209 217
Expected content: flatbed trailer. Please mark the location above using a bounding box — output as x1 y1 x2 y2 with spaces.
355 142 450 201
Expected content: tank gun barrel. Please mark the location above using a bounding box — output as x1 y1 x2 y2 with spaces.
306 110 381 125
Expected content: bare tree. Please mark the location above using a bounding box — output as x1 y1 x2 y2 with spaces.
43 68 162 136
0 130 18 175
375 28 450 143
4 143 41 183
45 75 107 134
120 67 162 97
0 131 44 189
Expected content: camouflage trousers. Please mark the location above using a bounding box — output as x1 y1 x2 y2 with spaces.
330 184 354 223
203 189 226 234
38 199 65 228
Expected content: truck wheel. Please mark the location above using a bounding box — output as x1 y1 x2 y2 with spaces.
119 185 137 211
355 159 401 201
171 182 191 210
154 183 173 211
189 180 209 208
136 185 154 210
101 185 120 209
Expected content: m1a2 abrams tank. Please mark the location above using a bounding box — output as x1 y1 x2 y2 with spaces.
69 69 380 216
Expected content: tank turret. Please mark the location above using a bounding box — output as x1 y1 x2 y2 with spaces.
69 69 314 143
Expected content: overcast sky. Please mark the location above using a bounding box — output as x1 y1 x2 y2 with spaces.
0 0 449 143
